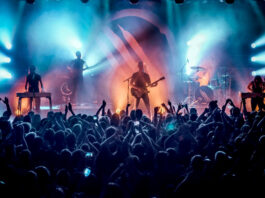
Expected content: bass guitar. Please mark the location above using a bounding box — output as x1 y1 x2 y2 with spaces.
131 76 165 99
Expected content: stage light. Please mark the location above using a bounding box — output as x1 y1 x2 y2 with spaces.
251 57 257 62
251 52 265 64
71 38 82 50
252 34 265 48
0 54 11 64
5 43 12 50
81 0 89 3
0 68 12 79
251 43 256 49
225 0 234 4
251 68 265 76
0 32 12 50
26 0 35 4
129 0 139 4
175 0 184 3
186 23 227 76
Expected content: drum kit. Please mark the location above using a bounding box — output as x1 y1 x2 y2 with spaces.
183 66 231 106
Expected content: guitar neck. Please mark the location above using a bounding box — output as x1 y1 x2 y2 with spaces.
150 77 165 87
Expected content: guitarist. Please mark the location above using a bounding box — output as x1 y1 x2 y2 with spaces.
131 61 156 116
68 51 87 103
247 75 265 111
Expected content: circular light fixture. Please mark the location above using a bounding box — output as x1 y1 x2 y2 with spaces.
26 0 35 4
129 0 139 4
175 0 184 3
225 0 234 4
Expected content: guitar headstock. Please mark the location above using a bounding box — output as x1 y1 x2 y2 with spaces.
159 77 165 81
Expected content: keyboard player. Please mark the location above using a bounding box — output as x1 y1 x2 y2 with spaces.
25 65 44 112
247 75 265 111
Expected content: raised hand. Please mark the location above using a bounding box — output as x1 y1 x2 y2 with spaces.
177 103 183 111
102 100 106 107
168 100 172 106
203 108 209 114
68 103 73 112
65 105 68 114
154 106 160 114
3 97 9 105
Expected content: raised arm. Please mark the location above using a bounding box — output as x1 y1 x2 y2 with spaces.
39 76 44 90
1 97 12 119
25 76 28 91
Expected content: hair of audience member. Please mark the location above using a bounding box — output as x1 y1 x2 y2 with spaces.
66 133 76 151
190 154 204 171
35 165 51 184
102 182 123 198
72 124 82 136
105 126 117 138
135 109 143 121
130 110 136 121
56 169 71 187
111 113 120 127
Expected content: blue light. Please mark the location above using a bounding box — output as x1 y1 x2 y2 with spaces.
0 31 12 50
0 68 12 79
250 52 265 64
185 22 227 75
251 43 256 49
252 34 265 48
84 168 91 177
5 43 12 50
251 68 265 76
0 54 11 63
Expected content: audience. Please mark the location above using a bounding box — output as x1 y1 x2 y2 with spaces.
0 97 264 197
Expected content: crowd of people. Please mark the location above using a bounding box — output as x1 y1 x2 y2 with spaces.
0 96 264 198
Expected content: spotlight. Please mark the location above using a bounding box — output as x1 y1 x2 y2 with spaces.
26 0 35 4
252 34 265 48
175 0 184 3
129 0 139 4
6 43 12 50
250 52 265 64
251 57 256 62
0 54 11 64
251 68 265 76
0 69 12 79
225 0 234 4
81 0 89 3
251 43 256 49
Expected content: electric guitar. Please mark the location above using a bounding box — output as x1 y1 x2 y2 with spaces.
131 76 165 99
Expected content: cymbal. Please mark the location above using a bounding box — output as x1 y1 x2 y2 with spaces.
221 74 230 77
190 66 206 71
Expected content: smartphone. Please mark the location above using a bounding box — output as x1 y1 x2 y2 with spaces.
134 121 140 126
93 116 97 121
86 152 93 157
84 168 91 177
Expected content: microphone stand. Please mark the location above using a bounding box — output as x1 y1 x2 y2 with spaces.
123 76 132 106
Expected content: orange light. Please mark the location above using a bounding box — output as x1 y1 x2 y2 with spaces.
116 108 121 114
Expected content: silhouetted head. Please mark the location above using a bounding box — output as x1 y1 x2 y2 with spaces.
254 75 262 84
29 65 36 74
76 51 81 59
209 100 218 112
138 61 144 72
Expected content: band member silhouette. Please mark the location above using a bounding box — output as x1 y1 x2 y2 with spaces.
247 75 265 111
68 51 86 103
25 65 43 112
130 61 156 116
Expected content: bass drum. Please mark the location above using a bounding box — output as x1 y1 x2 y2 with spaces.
195 86 214 104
